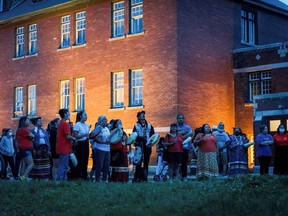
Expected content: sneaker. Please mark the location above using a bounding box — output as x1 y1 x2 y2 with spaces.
182 177 188 182
20 176 26 181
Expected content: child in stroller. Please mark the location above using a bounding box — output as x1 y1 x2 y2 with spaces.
153 137 169 182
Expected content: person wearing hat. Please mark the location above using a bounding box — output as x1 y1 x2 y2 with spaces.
29 117 51 180
176 114 193 182
132 111 155 182
89 115 110 182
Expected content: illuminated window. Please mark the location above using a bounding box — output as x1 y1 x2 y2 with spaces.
112 1 125 37
241 9 256 45
28 85 36 116
269 120 281 132
249 71 271 102
60 80 70 109
75 11 86 45
61 15 70 48
14 87 23 117
75 78 85 111
130 69 143 106
130 0 143 34
112 72 124 108
29 24 37 55
16 27 24 57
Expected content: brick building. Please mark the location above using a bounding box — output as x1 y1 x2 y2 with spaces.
0 0 287 166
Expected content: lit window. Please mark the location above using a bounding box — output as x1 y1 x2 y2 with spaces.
60 80 70 109
130 0 143 34
16 27 24 57
75 78 85 111
130 69 143 106
112 72 124 108
14 87 23 117
28 85 37 116
112 1 125 37
29 24 37 55
61 15 70 48
76 11 86 45
249 71 271 101
241 9 256 45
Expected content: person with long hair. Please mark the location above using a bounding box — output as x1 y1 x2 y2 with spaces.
273 124 288 175
194 124 218 180
0 128 17 180
47 118 60 180
16 116 35 181
73 111 90 180
109 119 129 182
256 125 274 175
29 117 51 180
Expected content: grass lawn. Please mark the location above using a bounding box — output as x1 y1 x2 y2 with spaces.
0 176 287 216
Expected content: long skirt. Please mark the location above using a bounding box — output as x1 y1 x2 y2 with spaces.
29 145 51 179
227 146 248 176
196 151 218 179
110 149 129 182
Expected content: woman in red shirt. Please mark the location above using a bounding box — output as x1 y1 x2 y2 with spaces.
194 124 218 180
273 124 288 175
165 123 183 183
16 116 35 181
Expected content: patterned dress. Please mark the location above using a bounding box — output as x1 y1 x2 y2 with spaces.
227 135 249 176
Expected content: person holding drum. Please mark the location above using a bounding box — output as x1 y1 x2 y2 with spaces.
89 116 110 182
132 111 155 182
176 114 193 182
109 119 129 182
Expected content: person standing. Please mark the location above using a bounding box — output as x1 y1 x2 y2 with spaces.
0 128 17 180
16 116 35 181
212 122 230 176
56 109 77 181
256 125 274 175
176 114 193 182
273 124 288 175
73 111 90 180
132 111 155 182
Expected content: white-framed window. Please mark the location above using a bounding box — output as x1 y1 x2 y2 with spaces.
61 15 70 48
130 0 143 34
112 72 124 108
241 9 256 45
60 80 70 109
75 11 86 45
14 87 24 117
28 85 36 116
16 27 24 57
113 1 125 37
29 24 37 55
75 78 85 111
249 71 271 102
130 69 143 106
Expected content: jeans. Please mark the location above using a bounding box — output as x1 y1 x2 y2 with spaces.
75 139 89 180
181 149 189 179
95 149 110 181
57 154 69 180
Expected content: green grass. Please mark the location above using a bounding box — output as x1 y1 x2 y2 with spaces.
1 176 288 216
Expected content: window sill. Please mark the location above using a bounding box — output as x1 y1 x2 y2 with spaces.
241 42 257 47
72 43 87 49
11 117 22 120
109 107 125 111
109 35 126 42
126 31 145 38
126 105 144 110
12 56 25 61
26 53 38 58
244 103 254 107
57 46 71 52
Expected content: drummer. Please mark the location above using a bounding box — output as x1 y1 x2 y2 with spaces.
132 111 155 182
176 114 193 182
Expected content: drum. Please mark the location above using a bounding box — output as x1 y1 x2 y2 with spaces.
133 147 142 166
126 132 138 145
244 142 255 147
70 153 78 167
110 128 123 145
146 133 160 147
110 166 129 182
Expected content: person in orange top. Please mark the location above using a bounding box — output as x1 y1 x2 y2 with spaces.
273 124 288 175
16 116 35 181
165 123 183 183
194 124 218 180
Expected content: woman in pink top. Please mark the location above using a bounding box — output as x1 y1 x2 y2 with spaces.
194 124 218 180
165 123 183 183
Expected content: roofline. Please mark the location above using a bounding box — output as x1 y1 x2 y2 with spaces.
233 41 288 53
243 0 288 16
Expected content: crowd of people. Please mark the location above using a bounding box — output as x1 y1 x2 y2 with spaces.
0 109 288 182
